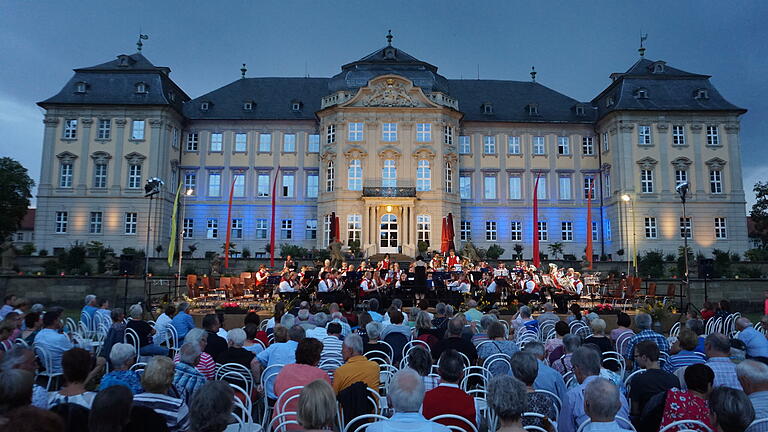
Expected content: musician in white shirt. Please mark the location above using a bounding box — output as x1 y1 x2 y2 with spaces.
360 271 377 297
278 272 297 293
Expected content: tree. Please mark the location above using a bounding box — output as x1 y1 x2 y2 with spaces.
513 244 524 259
0 157 34 241
548 242 564 259
751 181 768 248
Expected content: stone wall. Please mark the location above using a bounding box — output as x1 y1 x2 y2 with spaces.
0 275 150 310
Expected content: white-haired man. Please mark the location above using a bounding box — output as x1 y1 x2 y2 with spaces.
736 318 768 358
583 377 633 431
81 294 98 329
737 359 768 420
332 333 379 394
368 368 451 432
174 342 207 403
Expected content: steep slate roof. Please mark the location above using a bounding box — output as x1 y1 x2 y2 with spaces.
38 53 190 114
591 58 746 119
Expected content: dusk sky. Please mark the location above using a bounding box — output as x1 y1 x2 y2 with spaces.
2 0 766 210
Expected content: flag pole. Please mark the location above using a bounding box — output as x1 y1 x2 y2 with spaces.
270 168 280 268
586 179 594 270
532 173 541 268
223 176 237 269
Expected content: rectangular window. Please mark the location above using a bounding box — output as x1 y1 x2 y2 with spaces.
416 160 431 192
645 217 658 239
124 212 137 235
93 163 107 188
210 132 223 152
183 218 193 239
382 123 398 142
508 136 521 155
460 175 471 199
675 169 688 187
348 123 363 142
323 215 332 248
602 132 609 152
128 164 142 189
673 125 686 145
561 221 573 241
641 170 654 193
511 221 522 241
445 162 453 193
97 119 111 139
172 127 179 149
348 160 362 191
207 218 219 239
232 173 245 197
59 163 73 188
184 171 196 193
584 175 596 200
63 119 78 139
306 173 319 198
533 136 546 155
326 162 335 192
461 220 471 241
557 136 570 155
710 169 723 194
638 125 652 145
255 219 267 239
306 219 318 240
283 133 296 152
592 221 598 242
281 219 293 240
282 173 295 198
231 218 243 239
208 172 221 197
416 123 432 142
508 175 522 200
308 134 320 153
483 174 497 199
582 136 594 155
714 217 727 239
535 175 548 199
605 219 612 241
259 133 271 152
443 126 454 145
483 136 496 154
186 132 199 151
604 172 611 194
417 215 431 246
485 221 497 241
326 124 336 144
89 212 102 234
131 120 145 140
680 217 692 239
55 211 68 233
234 133 247 152
538 221 548 241
559 176 572 200
459 136 471 154
706 126 719 146
381 160 396 188
257 173 270 197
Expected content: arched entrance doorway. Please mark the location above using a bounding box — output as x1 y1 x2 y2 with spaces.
379 213 398 254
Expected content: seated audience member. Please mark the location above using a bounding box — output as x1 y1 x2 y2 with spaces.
88 385 133 432
49 403 91 432
510 352 556 429
423 349 477 428
471 314 498 346
559 347 630 432
553 334 581 375
0 346 48 408
487 375 527 432
173 342 207 403
320 322 344 366
736 318 768 358
297 380 338 432
126 304 168 356
49 348 98 409
478 321 520 375
243 323 265 354
464 299 483 323
133 356 190 432
355 312 372 343
305 312 328 340
518 306 539 332
244 311 269 346
628 340 679 418
623 313 669 368
656 364 715 431
330 311 352 337
380 308 411 340
523 342 568 403
170 302 195 342
584 319 612 354
189 381 235 432
583 377 633 432
408 346 439 391
0 295 14 320
21 312 42 343
432 302 449 330
416 310 441 341
537 303 560 326
174 328 216 380
4 406 65 432
546 320 570 363
610 313 634 349
256 325 305 400
367 298 384 323
201 314 227 359
708 386 755 432
98 343 143 394
216 328 258 374
705 332 743 390
363 321 393 360
99 308 126 364
81 294 98 327
666 328 706 372
332 333 379 394
432 317 478 364
274 337 331 420
368 368 450 432
0 369 34 416
33 307 73 375
686 318 707 354
737 359 768 420
152 304 176 346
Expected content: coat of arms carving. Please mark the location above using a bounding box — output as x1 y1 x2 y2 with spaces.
363 78 418 107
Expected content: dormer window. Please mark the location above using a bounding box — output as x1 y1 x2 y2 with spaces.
635 88 649 99
200 102 210 111
168 91 175 102
75 82 87 94
243 101 253 111
117 55 133 67
291 101 302 111
482 103 493 114
135 82 147 94
606 96 615 107
526 104 539 116
694 89 710 100
575 106 585 116
650 61 666 74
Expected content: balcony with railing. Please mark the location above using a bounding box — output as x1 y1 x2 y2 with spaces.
362 179 416 197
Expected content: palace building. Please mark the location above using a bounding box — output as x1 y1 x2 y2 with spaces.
33 37 749 261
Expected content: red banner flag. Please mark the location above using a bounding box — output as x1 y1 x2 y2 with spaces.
269 167 280 268
223 175 237 268
586 181 594 270
533 174 541 268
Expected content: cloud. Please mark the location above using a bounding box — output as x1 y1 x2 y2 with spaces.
0 94 44 206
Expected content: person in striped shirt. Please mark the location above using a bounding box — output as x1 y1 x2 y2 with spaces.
133 356 190 432
666 328 706 373
173 328 216 380
320 322 344 367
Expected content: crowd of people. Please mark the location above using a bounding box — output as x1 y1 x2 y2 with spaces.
0 288 767 432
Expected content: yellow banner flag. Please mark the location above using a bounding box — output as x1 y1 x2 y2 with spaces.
167 182 182 267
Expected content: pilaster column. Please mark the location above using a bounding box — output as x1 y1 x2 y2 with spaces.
39 117 60 193
398 206 404 252
77 118 93 192
410 206 417 247
112 119 127 192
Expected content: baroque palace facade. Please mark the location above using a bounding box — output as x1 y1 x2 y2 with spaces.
34 39 749 260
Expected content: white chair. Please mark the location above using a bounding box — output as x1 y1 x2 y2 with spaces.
659 420 713 432
533 389 561 420
562 371 577 389
218 362 255 394
670 322 681 338
366 387 383 414
64 317 79 336
34 345 63 390
429 414 478 432
521 413 549 432
460 367 490 391
275 385 304 416
402 339 430 358
602 351 626 380
343 414 388 432
319 358 344 372
365 349 392 365
483 353 512 375
457 351 472 369
228 382 255 430
260 364 286 427
165 324 180 356
123 327 142 363
267 412 298 432
129 362 147 372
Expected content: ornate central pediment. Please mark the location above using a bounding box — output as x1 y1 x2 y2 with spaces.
341 75 440 109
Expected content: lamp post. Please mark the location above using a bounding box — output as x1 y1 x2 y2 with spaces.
676 182 691 309
621 194 637 276
176 188 194 298
620 194 630 276
143 178 164 277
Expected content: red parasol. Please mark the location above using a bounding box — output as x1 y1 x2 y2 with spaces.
446 212 456 252
440 217 449 254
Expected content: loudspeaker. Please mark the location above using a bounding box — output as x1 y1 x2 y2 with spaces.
698 258 716 278
119 254 137 275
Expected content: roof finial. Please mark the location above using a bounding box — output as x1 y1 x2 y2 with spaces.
530 66 537 82
136 33 149 52
240 63 247 79
386 29 393 46
639 32 648 57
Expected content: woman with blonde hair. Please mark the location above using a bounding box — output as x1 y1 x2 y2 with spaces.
297 379 336 432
